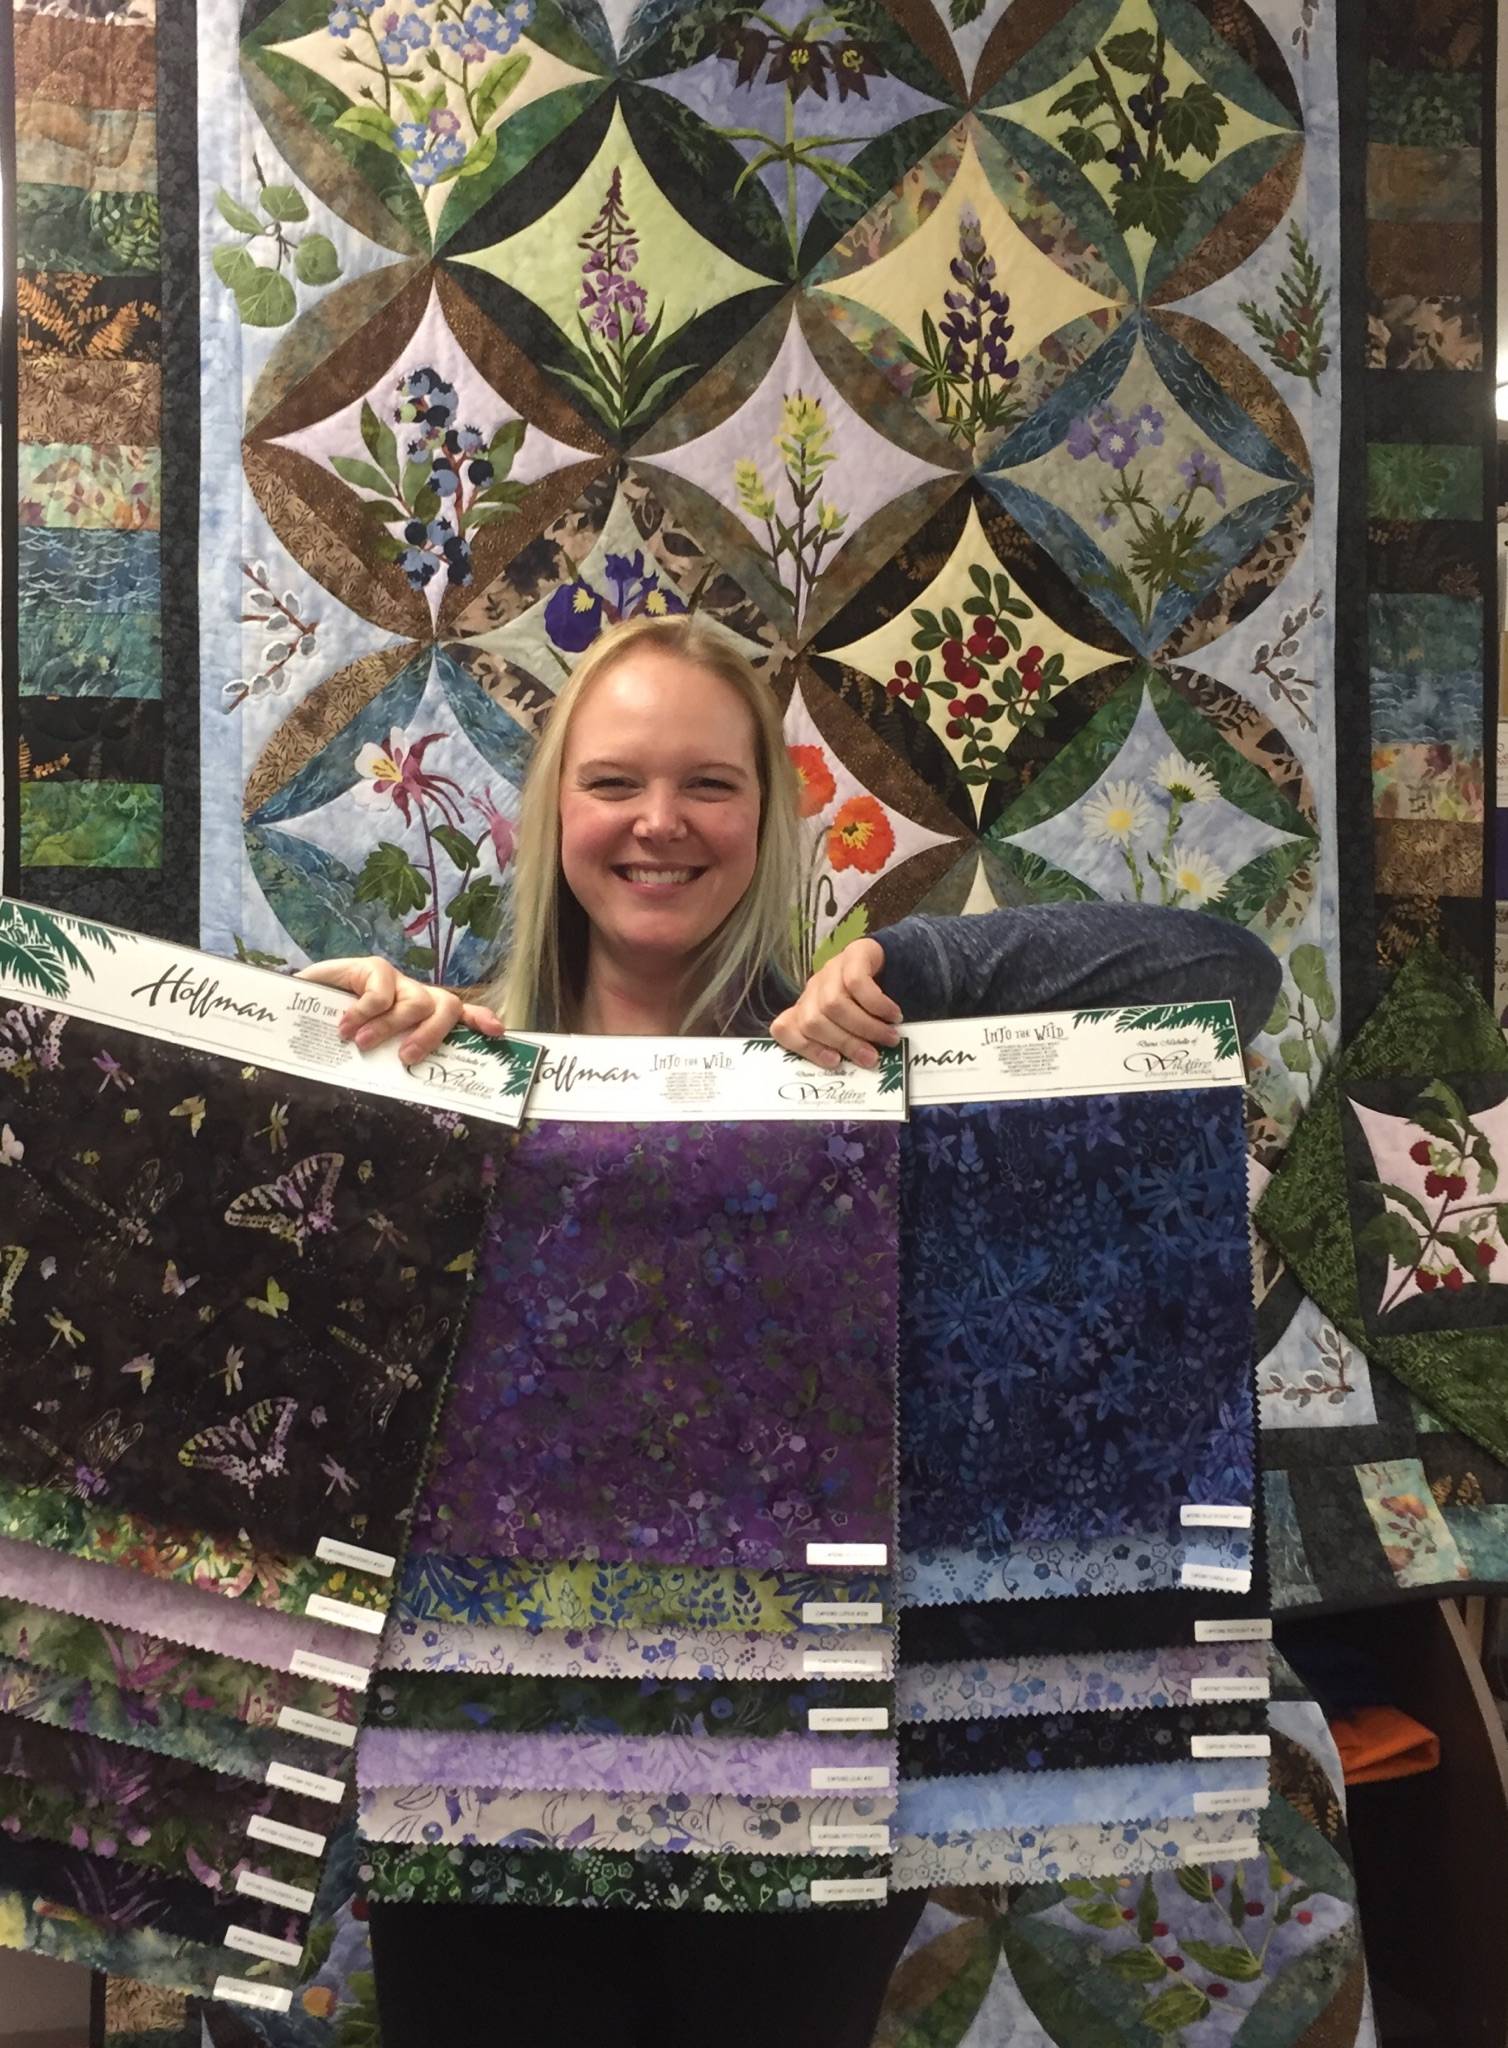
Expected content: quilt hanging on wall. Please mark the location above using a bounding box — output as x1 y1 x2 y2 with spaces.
0 0 1493 2041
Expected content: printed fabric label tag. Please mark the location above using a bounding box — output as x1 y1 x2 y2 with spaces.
801 1603 884 1628
265 1760 346 1805
811 1878 889 1905
807 1707 890 1733
1190 1675 1271 1704
1191 1734 1272 1761
246 1813 327 1859
810 1824 892 1852
287 1650 370 1692
1193 1787 1271 1816
802 1652 886 1677
806 1543 888 1568
213 1979 294 2014
1179 1564 1253 1594
315 1536 396 1578
1193 1618 1273 1644
810 1766 892 1791
1180 1504 1254 1530
235 1870 317 1916
304 1594 385 1634
276 1706 358 1747
224 1926 305 1968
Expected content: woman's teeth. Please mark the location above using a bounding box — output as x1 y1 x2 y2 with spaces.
622 867 696 886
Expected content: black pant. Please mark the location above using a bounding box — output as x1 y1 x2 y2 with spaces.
369 1893 927 2047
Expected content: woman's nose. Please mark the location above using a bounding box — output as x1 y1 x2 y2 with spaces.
633 788 687 840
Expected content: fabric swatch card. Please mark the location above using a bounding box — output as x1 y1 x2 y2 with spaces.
898 1006 1256 1592
0 905 538 2003
0 906 535 1570
379 1040 902 1914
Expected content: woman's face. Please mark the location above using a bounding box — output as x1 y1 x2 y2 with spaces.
559 650 763 971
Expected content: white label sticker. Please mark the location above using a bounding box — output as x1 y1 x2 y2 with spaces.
810 1824 892 1852
277 1706 358 1747
807 1707 890 1733
1180 1504 1254 1530
214 1978 295 2015
1194 1618 1273 1644
810 1766 892 1791
265 1760 346 1805
304 1594 385 1634
1208 1837 1262 1863
802 1653 886 1677
806 1543 888 1568
519 1032 905 1122
1179 1564 1253 1594
801 1603 884 1628
811 1878 890 1905
315 1536 396 1578
1191 1734 1272 1761
224 1926 305 1968
1193 1787 1271 1816
903 1004 1244 1104
287 1650 370 1692
235 1870 316 1915
1190 1676 1272 1704
246 1814 328 1859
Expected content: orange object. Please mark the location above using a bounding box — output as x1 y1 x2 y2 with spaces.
1331 1704 1441 1784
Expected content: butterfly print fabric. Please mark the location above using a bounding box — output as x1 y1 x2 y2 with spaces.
413 1120 900 1569
899 1089 1256 1556
0 1003 491 1555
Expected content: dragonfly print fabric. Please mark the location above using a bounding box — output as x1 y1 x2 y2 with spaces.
0 1003 491 1557
414 1118 900 1568
899 1088 1255 1557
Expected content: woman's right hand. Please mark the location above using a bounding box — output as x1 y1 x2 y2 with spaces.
297 957 504 1066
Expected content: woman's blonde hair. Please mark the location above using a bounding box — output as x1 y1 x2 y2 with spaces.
483 615 801 1034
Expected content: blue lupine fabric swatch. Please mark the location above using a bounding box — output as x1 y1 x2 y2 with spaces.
899 1090 1255 1554
897 1526 1251 1607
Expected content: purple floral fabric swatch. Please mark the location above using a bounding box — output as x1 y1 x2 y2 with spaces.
356 1727 894 1798
900 1090 1255 1554
416 1120 900 1568
0 1823 304 1948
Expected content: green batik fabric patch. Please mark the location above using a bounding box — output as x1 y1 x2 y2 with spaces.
363 1841 887 1909
18 783 163 867
1257 943 1508 1463
394 1553 885 1634
369 1670 887 1736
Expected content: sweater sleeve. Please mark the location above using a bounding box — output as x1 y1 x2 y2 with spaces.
875 902 1282 1048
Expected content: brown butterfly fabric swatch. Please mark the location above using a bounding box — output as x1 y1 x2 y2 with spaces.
0 1002 492 1556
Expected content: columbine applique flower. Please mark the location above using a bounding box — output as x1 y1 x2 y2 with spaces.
353 729 466 828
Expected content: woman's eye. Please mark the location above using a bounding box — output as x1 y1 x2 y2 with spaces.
588 777 633 793
692 778 735 793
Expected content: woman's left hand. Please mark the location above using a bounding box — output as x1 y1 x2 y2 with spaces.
770 938 903 1070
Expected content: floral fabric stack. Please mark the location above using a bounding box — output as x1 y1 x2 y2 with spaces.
359 1111 904 1911
0 924 494 2006
892 1016 1270 1884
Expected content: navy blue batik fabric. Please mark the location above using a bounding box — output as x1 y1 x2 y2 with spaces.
899 1089 1255 1554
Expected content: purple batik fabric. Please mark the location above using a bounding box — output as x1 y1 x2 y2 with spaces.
0 1534 378 1674
900 1090 1255 1554
356 1727 894 1798
415 1121 900 1568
